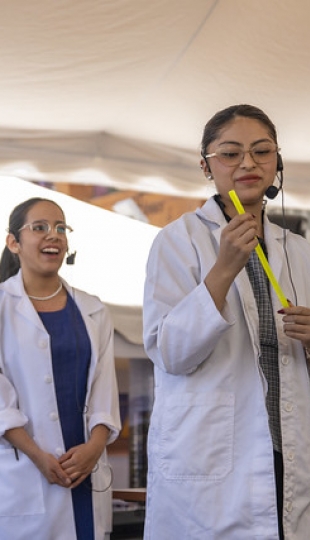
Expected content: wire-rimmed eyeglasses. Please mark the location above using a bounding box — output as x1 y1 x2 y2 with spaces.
203 142 279 167
18 220 73 235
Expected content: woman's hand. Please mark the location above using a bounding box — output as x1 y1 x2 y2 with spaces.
58 424 109 488
204 213 258 312
217 213 258 277
278 305 310 350
4 426 71 488
35 451 72 487
58 442 100 488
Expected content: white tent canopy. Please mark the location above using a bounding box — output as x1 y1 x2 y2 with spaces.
0 0 310 206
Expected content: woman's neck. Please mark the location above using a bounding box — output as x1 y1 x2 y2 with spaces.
22 271 61 298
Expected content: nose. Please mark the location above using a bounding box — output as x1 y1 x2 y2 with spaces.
45 234 58 242
45 227 61 239
240 150 256 168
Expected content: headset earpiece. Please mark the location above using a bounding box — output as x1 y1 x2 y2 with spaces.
265 152 284 199
277 153 283 172
66 251 77 265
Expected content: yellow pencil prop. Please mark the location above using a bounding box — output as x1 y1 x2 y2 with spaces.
228 190 289 308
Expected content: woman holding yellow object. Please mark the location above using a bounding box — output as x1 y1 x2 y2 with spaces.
143 104 310 539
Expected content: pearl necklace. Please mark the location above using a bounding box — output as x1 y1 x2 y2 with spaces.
28 282 63 301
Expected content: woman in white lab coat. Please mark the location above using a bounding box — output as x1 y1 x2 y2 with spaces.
0 197 121 540
143 104 310 539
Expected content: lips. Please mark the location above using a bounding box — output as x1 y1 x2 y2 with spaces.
41 247 60 254
237 174 261 182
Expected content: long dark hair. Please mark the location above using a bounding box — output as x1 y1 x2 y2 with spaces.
201 104 278 157
0 197 64 282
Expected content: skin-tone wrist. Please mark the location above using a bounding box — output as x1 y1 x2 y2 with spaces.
4 426 41 461
204 264 235 312
87 424 110 460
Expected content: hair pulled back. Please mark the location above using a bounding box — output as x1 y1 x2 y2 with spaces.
201 104 278 157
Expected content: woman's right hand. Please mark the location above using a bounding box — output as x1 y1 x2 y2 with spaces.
217 213 258 277
4 427 72 488
204 213 258 312
35 450 72 487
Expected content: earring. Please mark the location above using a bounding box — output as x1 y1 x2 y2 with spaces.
207 174 213 180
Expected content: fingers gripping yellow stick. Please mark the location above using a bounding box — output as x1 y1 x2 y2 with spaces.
228 190 289 308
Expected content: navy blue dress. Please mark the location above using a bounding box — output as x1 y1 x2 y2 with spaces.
38 293 94 540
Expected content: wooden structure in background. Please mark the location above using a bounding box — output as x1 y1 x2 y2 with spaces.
53 182 94 202
51 183 204 227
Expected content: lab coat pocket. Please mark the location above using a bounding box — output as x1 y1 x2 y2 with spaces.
159 391 234 481
0 448 45 516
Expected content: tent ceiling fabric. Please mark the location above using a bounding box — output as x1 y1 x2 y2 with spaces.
0 0 310 204
0 131 210 198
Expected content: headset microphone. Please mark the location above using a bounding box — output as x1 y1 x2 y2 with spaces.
265 185 280 199
66 251 77 265
265 153 283 199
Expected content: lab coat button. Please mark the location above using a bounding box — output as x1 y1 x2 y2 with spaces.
282 356 289 365
44 375 52 383
287 451 294 461
50 412 59 421
286 501 293 512
55 447 63 457
284 402 293 412
38 340 48 349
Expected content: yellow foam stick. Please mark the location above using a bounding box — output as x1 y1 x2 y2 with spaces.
228 189 289 308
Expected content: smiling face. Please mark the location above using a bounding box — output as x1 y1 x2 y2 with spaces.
7 200 69 281
202 116 278 215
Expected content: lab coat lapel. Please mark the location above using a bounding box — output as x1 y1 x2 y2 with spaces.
69 287 102 383
264 218 288 299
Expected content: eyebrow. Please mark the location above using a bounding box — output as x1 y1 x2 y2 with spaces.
217 137 274 147
31 219 66 224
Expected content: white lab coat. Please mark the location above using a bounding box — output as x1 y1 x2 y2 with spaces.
0 271 121 540
143 197 310 540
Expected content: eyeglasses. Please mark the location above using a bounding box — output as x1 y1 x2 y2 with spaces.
203 142 279 167
19 221 73 235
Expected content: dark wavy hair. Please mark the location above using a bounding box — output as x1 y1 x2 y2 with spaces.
0 197 64 282
201 104 278 157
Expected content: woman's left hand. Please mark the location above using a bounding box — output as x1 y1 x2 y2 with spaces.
279 305 310 349
58 424 109 488
58 441 102 488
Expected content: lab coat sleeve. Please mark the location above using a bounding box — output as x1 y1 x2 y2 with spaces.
0 373 28 437
86 306 121 445
143 222 234 375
